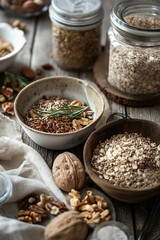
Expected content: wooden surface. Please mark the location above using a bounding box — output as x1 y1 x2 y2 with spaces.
0 0 160 239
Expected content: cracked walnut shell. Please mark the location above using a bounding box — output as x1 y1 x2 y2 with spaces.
44 211 88 240
52 152 85 192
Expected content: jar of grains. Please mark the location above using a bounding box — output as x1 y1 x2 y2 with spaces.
49 0 103 70
106 0 160 96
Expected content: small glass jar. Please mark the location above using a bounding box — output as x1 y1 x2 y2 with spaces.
106 0 160 96
49 0 103 70
92 221 134 240
0 0 50 17
0 171 12 206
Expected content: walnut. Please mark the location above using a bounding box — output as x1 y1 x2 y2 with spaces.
37 193 53 208
29 205 48 218
17 194 39 210
69 189 111 226
2 102 14 116
45 200 68 215
70 100 84 106
0 86 13 100
69 189 81 199
52 152 85 192
44 211 88 240
72 119 83 131
0 94 5 103
18 210 42 224
78 119 93 126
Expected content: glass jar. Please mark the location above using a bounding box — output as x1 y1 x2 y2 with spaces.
0 171 12 206
0 0 50 17
49 0 103 70
106 0 160 96
92 221 134 240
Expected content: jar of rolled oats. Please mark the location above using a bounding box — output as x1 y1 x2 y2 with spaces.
49 0 103 70
107 0 160 96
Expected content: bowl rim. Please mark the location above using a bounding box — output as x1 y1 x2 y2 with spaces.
14 75 104 136
0 22 26 61
84 118 160 192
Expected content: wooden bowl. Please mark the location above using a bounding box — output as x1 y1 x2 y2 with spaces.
83 119 160 203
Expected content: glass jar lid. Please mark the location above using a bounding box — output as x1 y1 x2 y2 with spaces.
111 0 160 42
0 172 12 206
49 0 103 28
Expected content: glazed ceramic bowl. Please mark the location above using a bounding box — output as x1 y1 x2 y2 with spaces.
84 119 160 203
0 23 26 71
14 76 104 150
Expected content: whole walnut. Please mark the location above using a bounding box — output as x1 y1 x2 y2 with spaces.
52 152 85 192
44 211 88 240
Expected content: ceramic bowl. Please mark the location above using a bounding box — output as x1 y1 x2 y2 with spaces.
84 119 160 203
0 23 26 71
92 221 134 240
14 76 104 150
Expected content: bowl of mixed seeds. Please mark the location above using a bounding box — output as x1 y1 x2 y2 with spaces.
14 76 104 149
84 119 160 203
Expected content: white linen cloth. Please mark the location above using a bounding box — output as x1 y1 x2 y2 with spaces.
0 114 69 240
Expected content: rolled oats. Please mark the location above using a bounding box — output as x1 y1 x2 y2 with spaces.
107 29 160 95
91 133 160 188
124 15 160 30
107 2 160 95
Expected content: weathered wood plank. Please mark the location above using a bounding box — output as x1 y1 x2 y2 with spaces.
133 196 160 239
101 0 118 46
127 106 160 124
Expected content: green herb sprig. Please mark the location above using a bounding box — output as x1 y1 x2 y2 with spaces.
5 71 30 89
33 105 89 120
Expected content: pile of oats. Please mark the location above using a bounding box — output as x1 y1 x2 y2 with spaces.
91 132 160 188
124 15 160 30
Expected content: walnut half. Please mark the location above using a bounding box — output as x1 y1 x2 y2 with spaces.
18 210 42 224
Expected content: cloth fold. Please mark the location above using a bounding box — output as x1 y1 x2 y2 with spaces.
0 136 68 240
0 113 22 141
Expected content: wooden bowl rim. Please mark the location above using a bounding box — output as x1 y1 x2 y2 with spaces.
84 118 160 193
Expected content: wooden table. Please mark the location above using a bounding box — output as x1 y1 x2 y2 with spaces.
0 0 160 239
